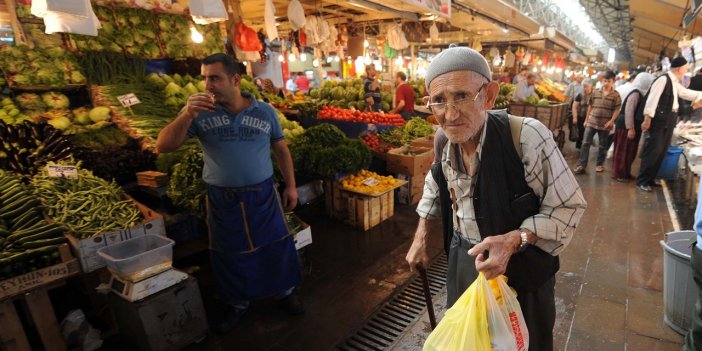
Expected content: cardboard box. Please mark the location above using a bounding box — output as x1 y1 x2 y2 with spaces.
290 214 312 250
386 146 433 176
396 172 428 196
66 196 166 273
0 244 81 300
410 135 435 149
136 171 169 187
346 191 394 231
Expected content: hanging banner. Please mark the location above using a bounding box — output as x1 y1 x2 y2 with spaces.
401 0 451 18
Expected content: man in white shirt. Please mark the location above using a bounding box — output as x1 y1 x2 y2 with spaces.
512 73 537 102
637 57 702 192
285 74 298 94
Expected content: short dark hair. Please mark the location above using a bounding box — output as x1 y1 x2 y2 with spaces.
202 53 240 76
526 73 536 79
396 72 407 81
520 67 528 72
602 70 616 80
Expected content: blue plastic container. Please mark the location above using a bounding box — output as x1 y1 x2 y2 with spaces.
146 59 173 75
656 146 684 180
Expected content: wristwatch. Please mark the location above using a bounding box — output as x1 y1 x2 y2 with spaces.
517 228 529 252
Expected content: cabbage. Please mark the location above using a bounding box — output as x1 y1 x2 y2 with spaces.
47 116 71 130
165 82 183 97
88 106 111 122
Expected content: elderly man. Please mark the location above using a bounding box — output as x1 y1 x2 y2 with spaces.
406 45 587 350
637 57 702 192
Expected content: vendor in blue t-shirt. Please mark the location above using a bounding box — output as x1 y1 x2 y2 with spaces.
156 53 302 334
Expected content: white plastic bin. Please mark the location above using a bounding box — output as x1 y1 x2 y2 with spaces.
660 230 699 334
98 235 174 281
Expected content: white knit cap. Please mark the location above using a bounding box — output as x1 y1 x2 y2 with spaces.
425 44 492 92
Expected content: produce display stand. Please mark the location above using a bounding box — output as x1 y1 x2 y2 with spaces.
325 179 405 231
0 244 80 351
508 102 568 149
299 114 396 138
7 84 87 93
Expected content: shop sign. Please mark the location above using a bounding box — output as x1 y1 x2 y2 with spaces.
402 0 451 18
47 165 78 179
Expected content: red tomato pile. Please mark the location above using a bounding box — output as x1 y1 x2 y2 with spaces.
361 134 379 148
317 106 406 126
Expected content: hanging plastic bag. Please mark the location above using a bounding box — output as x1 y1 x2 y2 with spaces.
264 0 278 40
423 273 529 351
235 22 262 52
383 42 396 58
42 0 100 36
32 0 90 18
288 0 306 31
189 0 228 25
429 22 439 42
387 25 408 50
233 45 261 62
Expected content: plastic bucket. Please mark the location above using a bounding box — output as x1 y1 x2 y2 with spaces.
656 146 683 180
660 230 699 334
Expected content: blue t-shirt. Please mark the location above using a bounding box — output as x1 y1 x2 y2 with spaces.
187 93 284 187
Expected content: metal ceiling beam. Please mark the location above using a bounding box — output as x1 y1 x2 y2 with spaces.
579 0 633 61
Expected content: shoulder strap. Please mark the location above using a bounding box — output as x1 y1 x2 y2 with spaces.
508 115 524 159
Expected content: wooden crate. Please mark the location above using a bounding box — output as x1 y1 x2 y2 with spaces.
136 171 169 187
346 191 394 231
410 135 435 149
324 180 349 219
0 244 79 351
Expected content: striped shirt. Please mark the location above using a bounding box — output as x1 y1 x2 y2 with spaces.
416 117 588 255
587 89 621 130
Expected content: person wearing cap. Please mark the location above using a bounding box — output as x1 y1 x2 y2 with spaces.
637 56 702 192
405 45 587 350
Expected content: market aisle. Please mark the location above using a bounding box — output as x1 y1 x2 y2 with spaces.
391 143 687 351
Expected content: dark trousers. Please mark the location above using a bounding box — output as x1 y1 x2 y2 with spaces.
447 234 556 351
578 127 610 168
637 113 677 187
685 245 702 351
575 115 586 148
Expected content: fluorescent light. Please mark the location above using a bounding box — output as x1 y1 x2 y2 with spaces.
190 27 203 43
552 0 606 47
300 53 307 62
278 54 284 62
288 53 296 62
607 48 615 63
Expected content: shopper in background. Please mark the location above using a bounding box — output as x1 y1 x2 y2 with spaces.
565 75 585 143
573 70 621 174
155 53 303 334
511 73 538 102
254 77 264 92
513 66 528 84
690 68 702 122
565 75 584 104
571 82 593 149
610 73 654 182
364 65 382 112
285 74 298 94
405 45 587 351
391 71 415 120
295 72 310 94
637 57 702 192
262 78 285 100
685 182 702 351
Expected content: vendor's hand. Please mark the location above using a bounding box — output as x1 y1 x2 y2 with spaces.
185 93 216 118
641 117 652 133
694 99 702 110
406 239 430 273
627 128 636 140
467 231 520 279
282 187 298 211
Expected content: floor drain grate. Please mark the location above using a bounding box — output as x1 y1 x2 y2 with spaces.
334 254 448 351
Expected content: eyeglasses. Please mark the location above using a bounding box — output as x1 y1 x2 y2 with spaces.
427 85 485 115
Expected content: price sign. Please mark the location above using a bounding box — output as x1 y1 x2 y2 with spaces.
47 165 78 179
361 177 379 187
117 93 141 107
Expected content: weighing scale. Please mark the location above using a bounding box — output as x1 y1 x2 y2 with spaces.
109 268 188 302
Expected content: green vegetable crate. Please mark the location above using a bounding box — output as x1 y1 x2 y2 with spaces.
289 214 312 250
65 195 165 273
0 243 80 300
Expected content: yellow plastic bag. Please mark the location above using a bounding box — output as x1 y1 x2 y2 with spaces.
423 273 529 351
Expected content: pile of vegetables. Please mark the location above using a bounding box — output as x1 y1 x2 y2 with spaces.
72 7 161 58
0 170 67 280
31 161 143 239
290 124 372 179
146 72 206 108
0 45 86 88
167 148 206 219
0 121 75 175
317 106 406 126
285 213 303 234
0 96 32 126
409 79 427 105
277 109 305 144
340 170 399 195
12 92 112 133
157 13 223 59
74 134 157 185
378 117 434 146
495 82 514 109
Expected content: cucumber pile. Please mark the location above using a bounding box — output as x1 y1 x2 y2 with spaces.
0 170 67 280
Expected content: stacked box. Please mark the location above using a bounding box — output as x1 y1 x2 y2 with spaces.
346 191 394 231
396 171 428 205
324 180 349 219
386 146 433 176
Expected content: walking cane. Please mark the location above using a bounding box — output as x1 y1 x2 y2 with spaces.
416 263 437 330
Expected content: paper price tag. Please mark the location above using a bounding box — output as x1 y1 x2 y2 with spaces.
361 177 379 187
117 93 141 107
47 165 78 179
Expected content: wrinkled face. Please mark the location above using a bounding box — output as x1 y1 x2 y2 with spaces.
527 76 536 86
202 62 240 104
674 64 689 79
428 71 498 144
584 84 593 94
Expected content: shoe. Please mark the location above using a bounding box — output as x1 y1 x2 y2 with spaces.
596 165 605 172
615 177 629 183
215 306 247 334
573 166 585 174
278 293 305 316
637 185 652 192
650 180 662 187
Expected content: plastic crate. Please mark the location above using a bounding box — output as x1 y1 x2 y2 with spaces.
98 235 174 281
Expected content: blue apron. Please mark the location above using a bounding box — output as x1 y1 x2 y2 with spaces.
207 177 301 304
